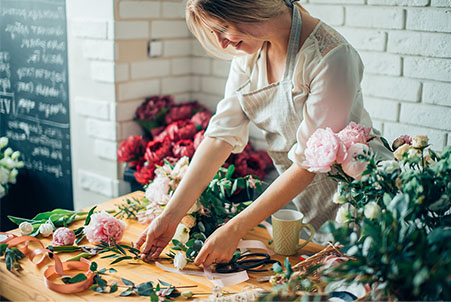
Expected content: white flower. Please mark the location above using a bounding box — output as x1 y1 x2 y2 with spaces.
172 223 190 245
0 167 9 185
335 206 350 223
0 184 5 198
4 147 13 157
0 137 8 149
411 135 428 148
19 222 34 235
364 202 381 219
8 169 18 184
145 174 171 205
393 144 411 161
172 156 189 179
378 160 399 174
174 252 187 270
332 192 347 204
0 157 16 169
39 223 53 237
11 151 20 160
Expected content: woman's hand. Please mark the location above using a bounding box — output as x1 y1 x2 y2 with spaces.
135 214 178 261
194 224 242 267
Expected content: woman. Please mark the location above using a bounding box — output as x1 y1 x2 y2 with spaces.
136 0 389 266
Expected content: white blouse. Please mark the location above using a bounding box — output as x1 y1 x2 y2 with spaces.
205 21 380 166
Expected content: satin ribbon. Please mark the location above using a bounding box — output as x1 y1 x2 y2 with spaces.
155 262 249 288
3 233 94 294
237 220 274 255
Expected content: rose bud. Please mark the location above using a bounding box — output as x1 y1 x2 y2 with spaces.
392 135 412 151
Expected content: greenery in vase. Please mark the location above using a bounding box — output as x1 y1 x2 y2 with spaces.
322 139 451 301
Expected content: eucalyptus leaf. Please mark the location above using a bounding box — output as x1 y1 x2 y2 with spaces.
137 281 154 296
68 273 87 284
121 278 135 287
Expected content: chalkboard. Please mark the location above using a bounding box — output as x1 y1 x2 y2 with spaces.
0 0 73 230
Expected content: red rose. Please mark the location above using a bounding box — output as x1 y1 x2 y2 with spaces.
135 95 173 121
193 130 205 149
144 137 172 164
150 125 165 139
234 153 266 180
166 120 197 141
134 163 157 184
191 111 212 129
172 139 195 158
117 135 147 167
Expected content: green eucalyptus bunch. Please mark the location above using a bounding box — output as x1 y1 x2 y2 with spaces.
322 140 451 301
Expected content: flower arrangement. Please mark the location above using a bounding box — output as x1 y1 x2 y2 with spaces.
117 95 273 185
320 135 451 301
0 137 24 198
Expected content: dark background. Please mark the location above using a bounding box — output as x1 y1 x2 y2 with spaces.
0 0 73 231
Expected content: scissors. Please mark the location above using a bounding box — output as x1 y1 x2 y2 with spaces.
215 252 280 273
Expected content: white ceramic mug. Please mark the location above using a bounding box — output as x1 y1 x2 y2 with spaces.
271 209 315 256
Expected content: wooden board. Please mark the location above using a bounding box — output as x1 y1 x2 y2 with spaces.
0 191 324 301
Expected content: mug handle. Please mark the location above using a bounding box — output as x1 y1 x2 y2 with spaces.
297 222 315 251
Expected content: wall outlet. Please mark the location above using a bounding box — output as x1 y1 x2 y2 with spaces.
148 39 162 58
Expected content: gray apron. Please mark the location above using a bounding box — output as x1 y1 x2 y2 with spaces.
236 5 338 230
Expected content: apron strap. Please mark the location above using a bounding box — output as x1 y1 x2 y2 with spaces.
283 3 302 81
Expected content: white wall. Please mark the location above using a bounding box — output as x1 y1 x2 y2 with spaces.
67 0 451 208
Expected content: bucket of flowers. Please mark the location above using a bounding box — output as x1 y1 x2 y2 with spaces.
117 94 274 190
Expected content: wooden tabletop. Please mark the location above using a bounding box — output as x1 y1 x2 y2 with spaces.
0 191 324 301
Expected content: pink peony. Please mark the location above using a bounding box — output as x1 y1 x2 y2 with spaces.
51 227 75 246
302 128 348 173
84 211 126 245
337 122 371 149
342 143 369 180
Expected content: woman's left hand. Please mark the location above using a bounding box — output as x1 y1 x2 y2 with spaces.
194 224 242 266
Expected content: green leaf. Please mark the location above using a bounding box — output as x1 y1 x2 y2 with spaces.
150 291 159 302
110 256 132 264
109 268 117 273
185 239 195 248
193 233 207 241
273 262 283 273
137 281 154 296
75 234 86 245
198 221 206 233
193 240 203 251
121 278 135 287
225 165 235 179
0 244 8 256
110 282 118 293
380 136 393 152
33 209 75 221
159 280 171 287
68 273 87 284
120 290 135 297
7 215 44 226
111 238 126 255
85 206 97 225
90 262 98 272
98 268 107 274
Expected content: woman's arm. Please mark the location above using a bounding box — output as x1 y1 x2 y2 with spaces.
194 163 315 266
135 136 233 259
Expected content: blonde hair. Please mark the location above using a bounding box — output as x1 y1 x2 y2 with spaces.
186 0 307 59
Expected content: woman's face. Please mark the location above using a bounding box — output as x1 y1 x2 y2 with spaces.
204 18 264 54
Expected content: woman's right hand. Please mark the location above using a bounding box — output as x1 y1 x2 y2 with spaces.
135 214 178 261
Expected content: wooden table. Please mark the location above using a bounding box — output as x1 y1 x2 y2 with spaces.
0 191 324 301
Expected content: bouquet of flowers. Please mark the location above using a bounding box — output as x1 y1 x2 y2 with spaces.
0 137 24 198
117 95 274 185
319 135 450 301
115 156 264 269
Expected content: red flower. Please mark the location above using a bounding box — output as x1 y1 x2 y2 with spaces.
165 104 192 124
117 135 147 167
144 137 172 164
166 120 197 141
191 111 212 129
172 139 195 158
135 95 173 121
134 164 157 184
234 153 266 180
256 150 274 170
193 130 205 149
150 125 165 139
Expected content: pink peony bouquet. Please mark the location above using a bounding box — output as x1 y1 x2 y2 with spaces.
302 122 373 180
51 227 76 246
84 211 126 244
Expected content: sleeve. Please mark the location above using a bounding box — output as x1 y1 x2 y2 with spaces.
204 94 250 153
288 44 364 167
224 56 250 98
